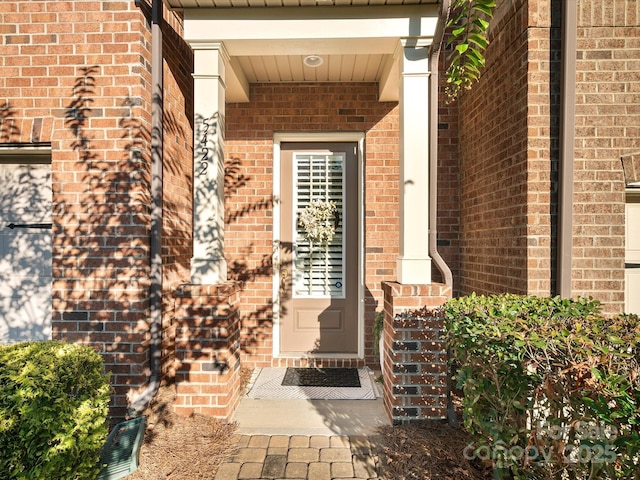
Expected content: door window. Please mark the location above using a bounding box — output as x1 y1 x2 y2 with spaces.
293 152 345 299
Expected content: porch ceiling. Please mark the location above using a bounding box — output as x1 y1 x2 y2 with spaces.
179 4 442 102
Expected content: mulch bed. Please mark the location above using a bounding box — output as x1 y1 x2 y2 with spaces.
127 385 238 480
377 422 491 479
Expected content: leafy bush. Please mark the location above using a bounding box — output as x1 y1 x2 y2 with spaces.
445 294 640 479
0 341 111 480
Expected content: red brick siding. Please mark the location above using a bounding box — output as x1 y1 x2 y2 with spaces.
226 83 398 367
160 9 194 380
162 10 194 294
0 1 193 419
525 0 560 296
173 283 242 419
572 0 638 314
434 48 461 294
381 282 450 423
456 0 532 296
454 0 634 313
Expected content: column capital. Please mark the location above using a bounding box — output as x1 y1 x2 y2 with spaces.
191 41 230 60
399 40 431 76
400 37 434 49
193 43 230 80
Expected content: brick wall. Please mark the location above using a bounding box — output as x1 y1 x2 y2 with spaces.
381 282 451 423
434 50 461 294
0 1 193 420
454 0 634 313
226 83 399 367
173 283 242 419
158 8 195 379
456 0 532 296
572 0 639 314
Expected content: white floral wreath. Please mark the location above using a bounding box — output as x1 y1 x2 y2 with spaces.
298 199 336 245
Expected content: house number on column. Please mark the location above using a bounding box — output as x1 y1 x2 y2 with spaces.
198 113 217 177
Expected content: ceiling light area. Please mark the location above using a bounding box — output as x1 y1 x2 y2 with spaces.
303 54 324 67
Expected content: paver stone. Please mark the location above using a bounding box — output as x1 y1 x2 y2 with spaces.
331 462 355 478
214 462 241 480
262 455 287 478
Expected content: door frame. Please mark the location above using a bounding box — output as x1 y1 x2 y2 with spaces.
272 132 365 359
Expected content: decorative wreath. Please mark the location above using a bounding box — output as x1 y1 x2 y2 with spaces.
298 199 336 245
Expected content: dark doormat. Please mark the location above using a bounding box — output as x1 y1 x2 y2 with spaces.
281 368 361 388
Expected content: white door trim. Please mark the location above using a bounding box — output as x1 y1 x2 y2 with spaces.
272 132 365 359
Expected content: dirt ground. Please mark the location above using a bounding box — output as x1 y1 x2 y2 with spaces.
128 379 490 480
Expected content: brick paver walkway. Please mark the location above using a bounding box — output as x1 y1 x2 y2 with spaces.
215 434 383 480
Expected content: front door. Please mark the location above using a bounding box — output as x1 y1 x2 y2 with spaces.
279 142 358 354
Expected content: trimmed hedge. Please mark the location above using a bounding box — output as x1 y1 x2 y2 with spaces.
445 294 640 479
0 341 110 480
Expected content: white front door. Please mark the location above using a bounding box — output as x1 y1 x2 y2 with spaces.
0 160 52 342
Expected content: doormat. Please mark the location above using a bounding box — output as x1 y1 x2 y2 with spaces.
246 367 379 400
282 368 361 388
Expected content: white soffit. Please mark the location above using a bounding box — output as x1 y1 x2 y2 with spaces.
184 6 438 102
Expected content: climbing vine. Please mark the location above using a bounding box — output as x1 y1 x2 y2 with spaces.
445 0 496 102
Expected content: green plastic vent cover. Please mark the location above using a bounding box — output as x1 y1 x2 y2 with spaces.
97 416 146 480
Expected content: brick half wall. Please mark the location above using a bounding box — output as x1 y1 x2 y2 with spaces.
381 282 451 424
172 283 242 419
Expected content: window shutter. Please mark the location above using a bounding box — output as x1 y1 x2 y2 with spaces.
293 152 345 298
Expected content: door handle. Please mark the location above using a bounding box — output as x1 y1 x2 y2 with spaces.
280 268 289 292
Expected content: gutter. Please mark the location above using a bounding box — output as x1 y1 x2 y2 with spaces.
558 0 577 297
130 0 164 417
428 0 454 289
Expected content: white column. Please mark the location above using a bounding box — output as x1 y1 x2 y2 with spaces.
397 41 432 284
191 43 228 283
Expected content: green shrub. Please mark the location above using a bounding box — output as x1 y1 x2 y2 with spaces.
445 294 640 479
0 341 111 480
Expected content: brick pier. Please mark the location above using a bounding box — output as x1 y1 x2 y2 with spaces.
381 282 451 424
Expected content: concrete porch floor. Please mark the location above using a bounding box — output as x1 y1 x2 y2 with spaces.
232 397 390 436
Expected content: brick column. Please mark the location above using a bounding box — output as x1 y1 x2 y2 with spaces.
381 281 451 424
172 282 241 419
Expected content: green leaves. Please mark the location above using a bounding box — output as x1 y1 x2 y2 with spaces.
445 0 496 102
445 295 639 479
0 341 110 480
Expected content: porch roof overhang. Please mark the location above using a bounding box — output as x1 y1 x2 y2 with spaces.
170 2 442 102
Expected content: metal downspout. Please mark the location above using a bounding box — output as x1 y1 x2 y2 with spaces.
558 0 577 297
428 0 453 289
130 0 163 417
